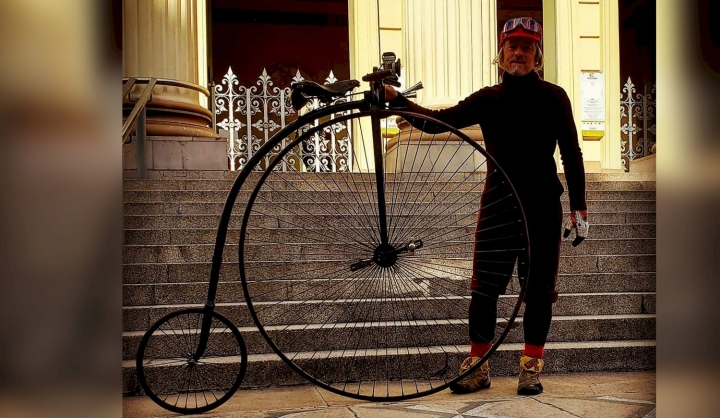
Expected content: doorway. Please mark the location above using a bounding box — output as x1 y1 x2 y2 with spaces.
210 0 350 87
618 0 656 170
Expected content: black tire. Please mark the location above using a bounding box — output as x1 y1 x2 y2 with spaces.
136 308 248 414
237 108 529 401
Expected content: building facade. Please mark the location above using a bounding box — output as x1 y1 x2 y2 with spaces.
123 0 656 174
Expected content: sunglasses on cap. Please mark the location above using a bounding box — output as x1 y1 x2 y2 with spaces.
502 17 542 34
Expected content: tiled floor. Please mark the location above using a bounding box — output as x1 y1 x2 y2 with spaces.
123 371 655 418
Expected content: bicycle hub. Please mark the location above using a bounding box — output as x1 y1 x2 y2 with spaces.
373 243 398 268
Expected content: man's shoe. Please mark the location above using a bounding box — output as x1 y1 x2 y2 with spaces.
449 356 491 394
517 355 544 395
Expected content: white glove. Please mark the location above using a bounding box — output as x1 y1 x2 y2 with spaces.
563 210 589 247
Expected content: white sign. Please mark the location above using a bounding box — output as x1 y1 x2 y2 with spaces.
582 121 605 131
580 72 605 121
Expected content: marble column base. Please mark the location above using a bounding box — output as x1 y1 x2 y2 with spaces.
123 135 228 172
628 153 656 173
385 119 487 173
123 98 218 138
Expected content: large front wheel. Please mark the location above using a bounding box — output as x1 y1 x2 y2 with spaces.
239 109 530 401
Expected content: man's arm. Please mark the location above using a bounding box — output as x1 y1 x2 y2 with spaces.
386 87 489 133
555 88 587 212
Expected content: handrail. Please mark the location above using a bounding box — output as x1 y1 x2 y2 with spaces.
122 78 157 144
122 77 217 178
209 81 217 136
122 77 210 96
122 77 136 100
122 77 214 144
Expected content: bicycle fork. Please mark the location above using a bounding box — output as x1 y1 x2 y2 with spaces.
193 303 215 362
350 85 423 272
193 254 222 361
370 103 389 247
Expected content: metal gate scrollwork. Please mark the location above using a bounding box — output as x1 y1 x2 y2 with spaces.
620 77 656 171
215 67 353 172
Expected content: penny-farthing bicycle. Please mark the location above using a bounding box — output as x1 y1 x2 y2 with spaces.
136 54 530 414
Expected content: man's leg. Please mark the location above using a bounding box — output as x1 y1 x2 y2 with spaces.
517 198 563 395
468 291 499 355
450 194 518 394
517 300 554 395
523 301 553 352
517 300 553 393
450 283 512 394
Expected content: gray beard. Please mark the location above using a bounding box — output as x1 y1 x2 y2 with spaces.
506 64 532 77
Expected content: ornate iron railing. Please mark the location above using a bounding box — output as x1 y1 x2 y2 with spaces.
215 67 353 172
620 77 656 171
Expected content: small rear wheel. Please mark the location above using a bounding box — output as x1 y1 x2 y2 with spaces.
136 308 247 414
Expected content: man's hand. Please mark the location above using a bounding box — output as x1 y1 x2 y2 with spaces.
563 210 589 247
384 85 399 101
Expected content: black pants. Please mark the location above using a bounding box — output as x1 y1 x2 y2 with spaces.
468 182 563 347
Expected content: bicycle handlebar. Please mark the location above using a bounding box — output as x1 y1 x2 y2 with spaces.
354 53 425 101
361 69 394 82
401 81 423 98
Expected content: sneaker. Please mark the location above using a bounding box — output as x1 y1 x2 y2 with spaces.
449 356 491 394
517 355 544 395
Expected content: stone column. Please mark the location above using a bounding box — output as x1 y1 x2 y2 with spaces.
123 0 225 173
404 0 497 109
545 0 623 173
348 0 380 172
600 0 622 171
387 0 497 172
543 0 582 171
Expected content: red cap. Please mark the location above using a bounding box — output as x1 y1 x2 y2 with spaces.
499 17 542 47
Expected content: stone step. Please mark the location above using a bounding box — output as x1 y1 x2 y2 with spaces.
125 169 656 182
123 189 656 203
121 340 656 393
120 170 657 394
122 254 655 285
123 223 656 245
124 200 656 216
121 313 655 360
122 272 655 306
558 181 654 191
123 214 657 234
121 238 655 264
122 178 491 192
122 292 656 332
122 178 655 192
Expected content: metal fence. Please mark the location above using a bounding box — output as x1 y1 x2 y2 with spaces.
620 77 656 171
214 67 353 172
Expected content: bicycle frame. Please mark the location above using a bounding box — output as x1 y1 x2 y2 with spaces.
194 85 384 361
192 76 528 400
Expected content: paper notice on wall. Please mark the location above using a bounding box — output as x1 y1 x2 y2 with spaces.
580 72 605 121
382 117 399 138
581 121 605 140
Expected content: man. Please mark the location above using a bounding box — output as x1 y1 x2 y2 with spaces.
385 17 588 395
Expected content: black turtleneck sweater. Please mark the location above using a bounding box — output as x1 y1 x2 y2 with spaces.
390 71 587 212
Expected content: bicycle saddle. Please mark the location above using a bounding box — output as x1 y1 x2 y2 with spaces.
290 79 360 111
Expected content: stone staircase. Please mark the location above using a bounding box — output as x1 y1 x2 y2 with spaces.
122 171 655 393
